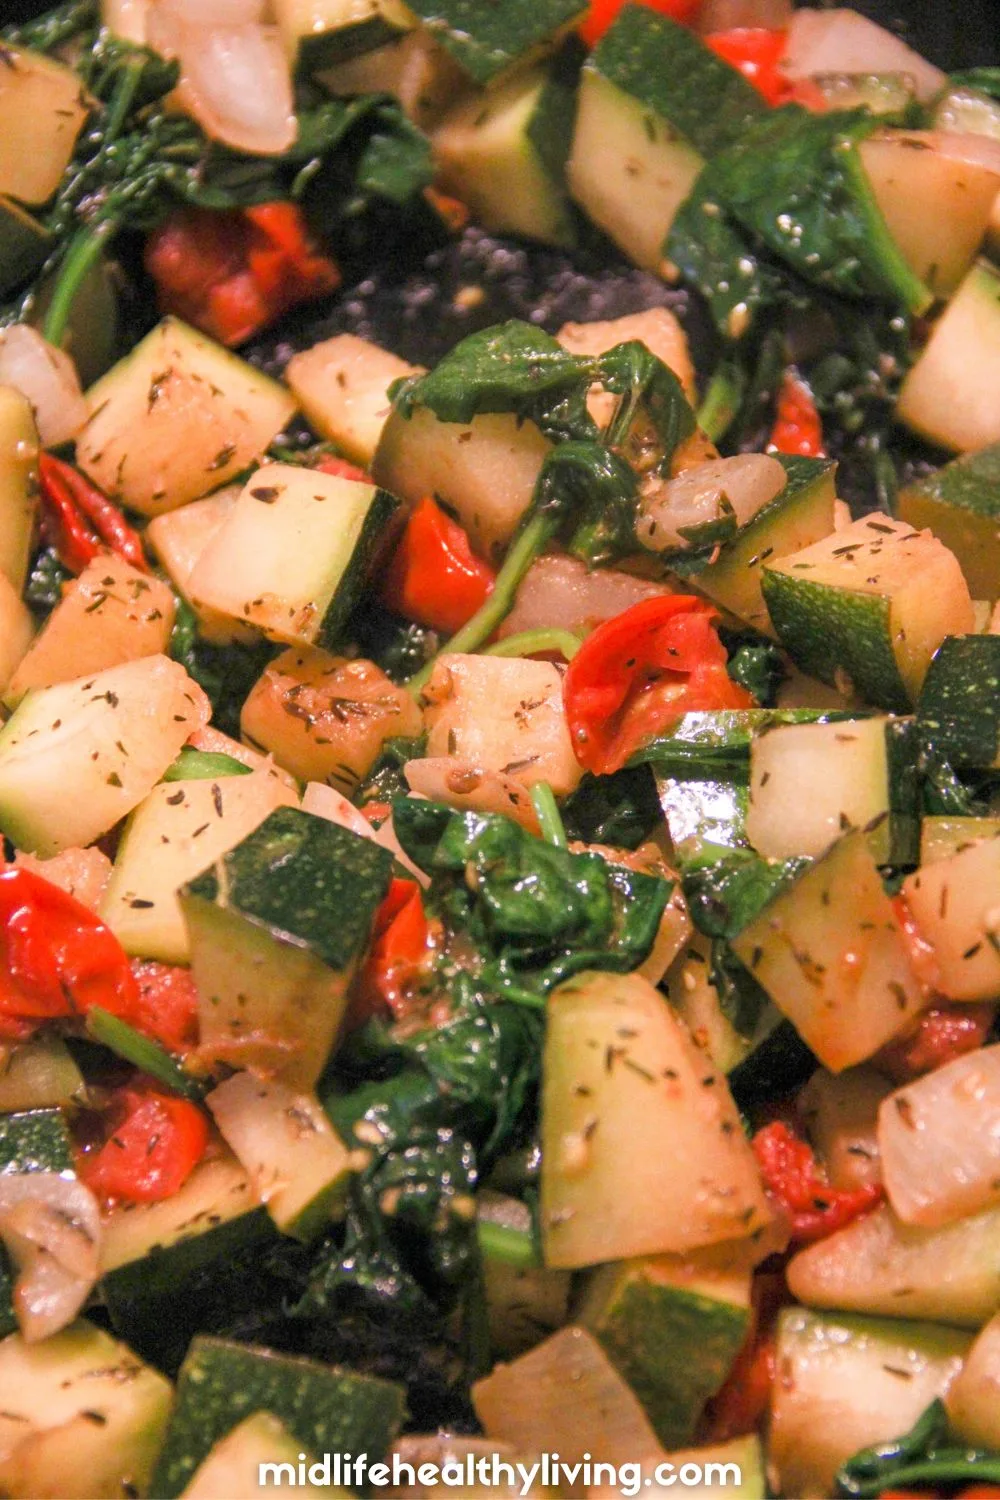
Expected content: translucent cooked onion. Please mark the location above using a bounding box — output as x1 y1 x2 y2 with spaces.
636 453 787 554
497 554 671 640
902 129 1000 178
878 1043 1000 1227
0 326 87 447
0 1174 101 1343
150 0 296 156
781 9 945 102
696 0 792 33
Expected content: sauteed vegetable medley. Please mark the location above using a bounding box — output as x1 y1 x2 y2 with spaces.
0 1 999 1496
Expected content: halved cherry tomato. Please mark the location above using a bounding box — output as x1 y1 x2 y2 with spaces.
380 496 495 636
579 0 699 48
145 202 340 347
704 27 793 106
768 372 825 458
752 1119 883 1243
0 867 139 1026
129 960 200 1053
80 1087 209 1203
563 595 754 776
356 877 432 1023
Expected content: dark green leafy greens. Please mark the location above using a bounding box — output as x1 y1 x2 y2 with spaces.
169 596 276 741
836 1399 1000 1498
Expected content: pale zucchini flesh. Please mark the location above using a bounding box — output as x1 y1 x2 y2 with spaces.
897 260 1000 453
285 333 420 468
0 386 39 593
0 50 90 207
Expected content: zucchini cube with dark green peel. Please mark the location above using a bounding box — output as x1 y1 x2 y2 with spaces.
578 1252 751 1448
897 260 1000 454
181 807 393 1090
0 1108 75 1339
917 635 1000 769
150 1336 407 1499
0 385 39 596
273 0 411 71
401 0 586 85
731 830 923 1073
187 463 403 649
761 513 975 711
898 442 1000 601
567 6 764 273
0 196 52 300
695 455 837 637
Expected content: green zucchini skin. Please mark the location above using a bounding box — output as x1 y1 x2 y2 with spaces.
404 0 586 85
917 635 1000 770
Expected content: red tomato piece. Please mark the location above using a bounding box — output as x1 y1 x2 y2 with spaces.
317 455 372 483
0 867 139 1024
129 960 200 1053
81 1088 209 1203
355 878 432 1023
579 0 699 48
380 496 495 636
752 1119 883 1244
704 27 793 107
769 372 825 458
562 594 754 776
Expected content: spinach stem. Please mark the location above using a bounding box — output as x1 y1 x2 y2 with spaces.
475 1216 540 1268
406 509 558 694
87 1006 206 1101
530 782 567 849
42 222 113 347
484 628 582 662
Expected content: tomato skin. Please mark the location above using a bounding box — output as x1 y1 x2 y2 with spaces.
80 1089 209 1203
145 202 339 347
563 595 754 776
769 372 825 458
0 868 139 1025
579 0 699 47
704 27 792 106
129 960 200 1053
355 878 432 1024
752 1119 883 1243
380 496 495 636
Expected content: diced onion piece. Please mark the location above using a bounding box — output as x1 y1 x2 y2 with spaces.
0 327 87 447
878 1044 1000 1227
404 757 543 835
696 0 792 32
497 554 672 641
0 1174 101 1343
636 453 786 554
781 9 945 103
150 1 296 156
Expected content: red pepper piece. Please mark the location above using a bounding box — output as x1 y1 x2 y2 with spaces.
704 28 793 107
0 867 139 1025
356 877 431 1023
129 959 200 1053
563 594 754 777
768 372 825 458
703 1269 788 1441
380 496 495 636
752 1119 883 1244
38 453 148 574
579 0 699 48
80 1086 208 1203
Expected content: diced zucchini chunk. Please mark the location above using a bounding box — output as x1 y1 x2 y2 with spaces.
731 831 924 1072
947 1312 1000 1449
0 50 90 206
557 307 696 407
101 763 297 963
4 556 175 708
903 839 1000 1001
770 1307 969 1498
181 1412 342 1498
0 1321 172 1500
242 646 422 793
746 716 907 863
762 513 975 710
285 333 420 468
0 197 53 300
422 653 581 797
788 1200 1000 1328
0 571 33 699
318 30 465 132
398 0 585 87
373 404 551 562
587 1437 765 1498
920 815 1000 864
433 64 576 249
897 441 1000 601
897 260 1000 453
0 386 38 593
147 486 257 646
858 130 1000 300
182 807 393 1090
188 464 400 648
0 1036 85 1113
150 1336 406 1499
0 656 209 856
578 1250 751 1448
77 318 296 515
472 1326 660 1467
541 970 772 1267
207 1073 352 1240
273 0 411 68
99 1154 259 1276
916 633 1000 769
